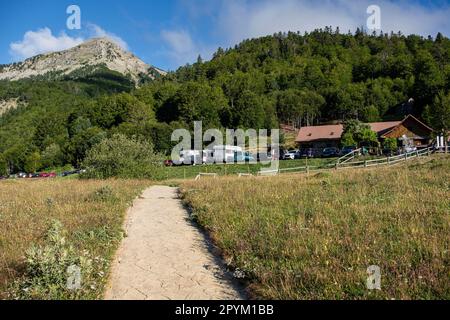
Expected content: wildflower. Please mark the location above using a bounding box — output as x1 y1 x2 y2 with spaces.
233 269 246 279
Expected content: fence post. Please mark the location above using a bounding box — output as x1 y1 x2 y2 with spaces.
387 157 390 165
306 165 309 174
364 160 367 168
335 163 338 170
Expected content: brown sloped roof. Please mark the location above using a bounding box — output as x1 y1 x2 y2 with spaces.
380 114 433 138
369 121 401 135
295 124 343 142
296 121 401 143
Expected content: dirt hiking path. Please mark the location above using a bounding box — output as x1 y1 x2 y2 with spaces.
104 186 244 300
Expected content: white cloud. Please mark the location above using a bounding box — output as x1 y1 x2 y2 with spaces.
369 0 450 36
9 24 129 61
9 28 84 60
86 23 129 50
215 0 450 45
161 29 214 68
170 0 450 69
161 29 196 59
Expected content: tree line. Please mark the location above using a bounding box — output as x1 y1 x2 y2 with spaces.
0 28 449 175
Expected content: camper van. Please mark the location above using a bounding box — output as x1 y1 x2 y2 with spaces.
202 150 215 164
213 145 243 163
179 150 202 165
179 146 245 165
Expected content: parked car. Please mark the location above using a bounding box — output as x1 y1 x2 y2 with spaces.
17 172 27 179
404 146 417 153
202 150 215 164
256 152 273 162
235 151 256 162
164 159 174 167
321 147 340 158
246 154 256 162
179 150 203 165
299 148 314 158
243 152 256 162
62 170 78 177
283 150 297 160
39 172 57 178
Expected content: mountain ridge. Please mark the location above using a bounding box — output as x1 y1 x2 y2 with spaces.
0 38 166 83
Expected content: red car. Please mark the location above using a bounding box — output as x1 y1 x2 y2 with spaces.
39 172 57 178
164 160 174 167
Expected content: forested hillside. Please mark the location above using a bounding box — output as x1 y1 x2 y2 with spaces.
168 28 450 127
0 28 449 174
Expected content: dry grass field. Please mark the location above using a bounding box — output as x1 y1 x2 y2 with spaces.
180 156 450 299
0 178 151 299
1 156 448 300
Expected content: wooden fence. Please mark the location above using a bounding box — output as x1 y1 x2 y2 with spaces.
255 147 435 177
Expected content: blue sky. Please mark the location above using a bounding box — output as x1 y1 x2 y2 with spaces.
1 0 450 71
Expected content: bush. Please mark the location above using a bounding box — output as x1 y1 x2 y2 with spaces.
41 143 65 169
0 153 7 176
24 152 42 173
11 220 95 300
81 134 164 179
341 119 379 148
86 185 117 202
383 138 398 151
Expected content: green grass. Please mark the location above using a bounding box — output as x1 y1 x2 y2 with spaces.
180 155 450 300
162 158 338 180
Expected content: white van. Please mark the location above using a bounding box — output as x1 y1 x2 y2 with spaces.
202 150 215 164
213 145 243 163
179 150 202 165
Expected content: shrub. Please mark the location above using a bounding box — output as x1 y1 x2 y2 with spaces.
11 220 95 300
341 119 379 148
86 185 116 202
41 143 65 169
0 153 7 176
383 138 398 151
24 152 42 174
81 134 164 179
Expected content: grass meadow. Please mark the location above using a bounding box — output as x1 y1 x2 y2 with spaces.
161 157 337 180
180 156 450 299
0 156 448 300
0 179 151 299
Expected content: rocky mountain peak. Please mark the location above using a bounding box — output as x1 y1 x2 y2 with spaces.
0 37 166 83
